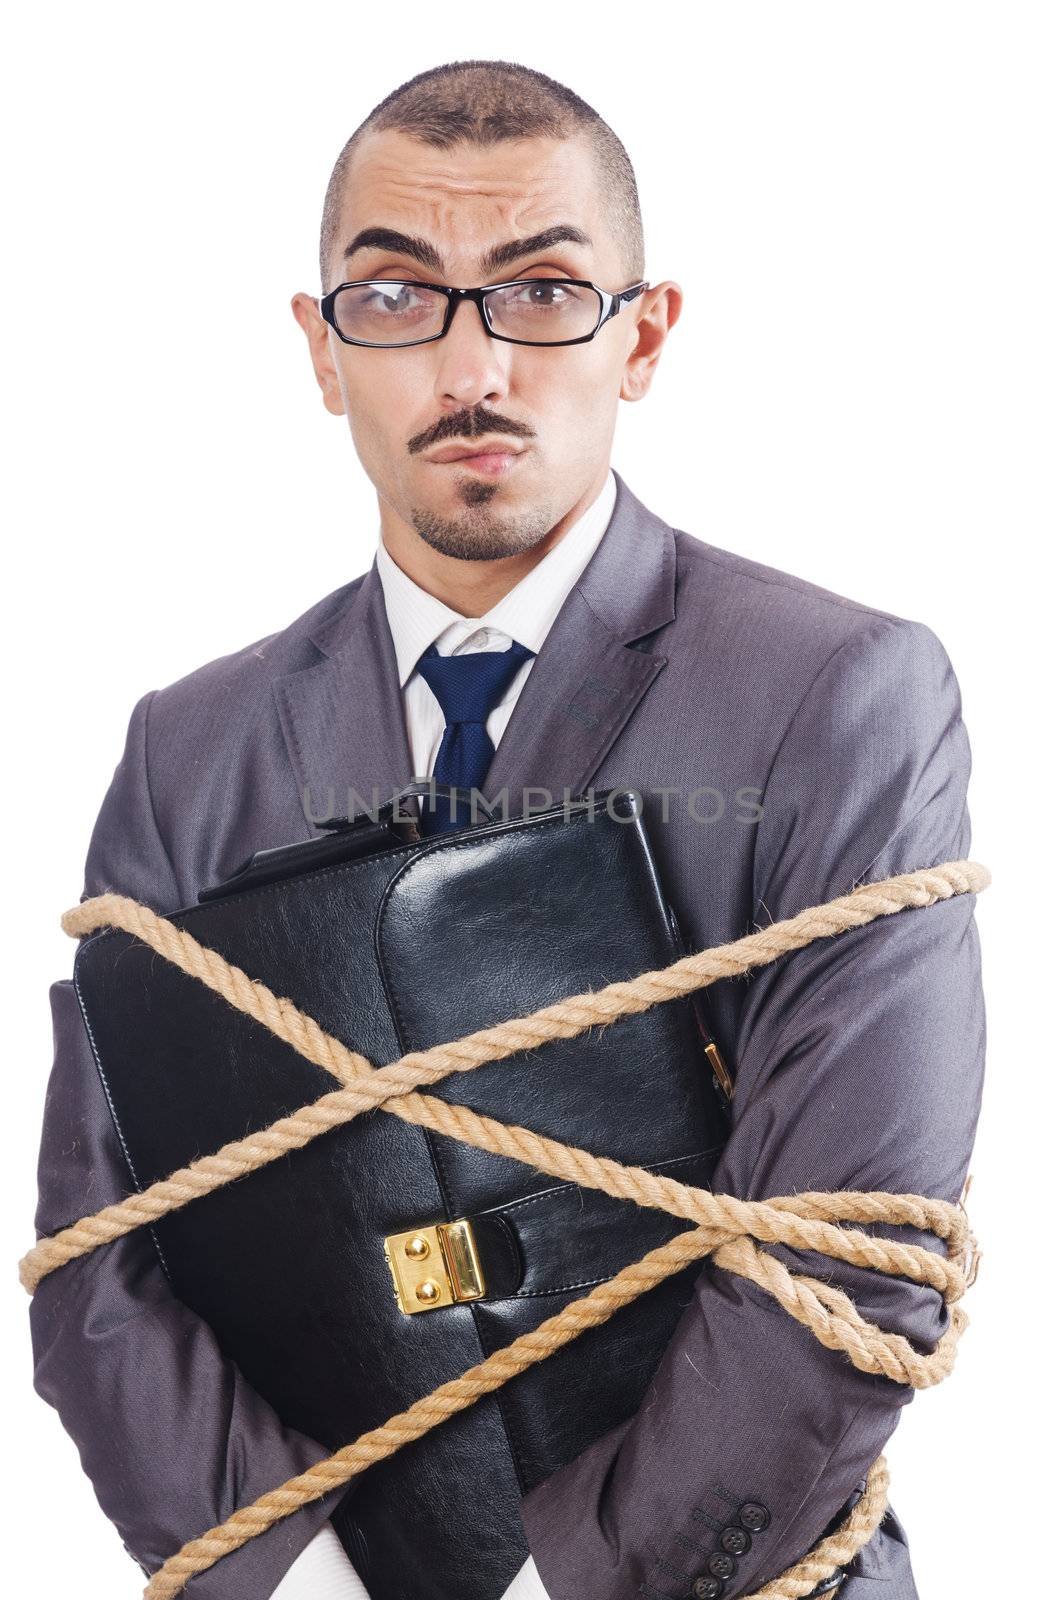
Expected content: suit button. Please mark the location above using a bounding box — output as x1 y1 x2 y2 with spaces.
708 1552 736 1579
692 1579 724 1599
739 1501 771 1533
720 1526 751 1555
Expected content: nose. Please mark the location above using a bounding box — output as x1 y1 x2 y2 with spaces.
432 294 511 412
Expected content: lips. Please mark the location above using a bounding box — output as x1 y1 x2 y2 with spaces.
428 441 524 463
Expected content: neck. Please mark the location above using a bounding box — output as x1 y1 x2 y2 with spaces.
379 464 610 618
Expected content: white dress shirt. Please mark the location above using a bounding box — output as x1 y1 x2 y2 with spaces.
377 467 617 785
268 469 616 1600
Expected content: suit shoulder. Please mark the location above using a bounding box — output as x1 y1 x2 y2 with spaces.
672 527 911 636
128 573 370 804
667 528 961 727
672 528 954 672
148 572 368 715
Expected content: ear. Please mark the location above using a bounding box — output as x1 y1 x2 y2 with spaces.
619 281 683 403
291 292 346 417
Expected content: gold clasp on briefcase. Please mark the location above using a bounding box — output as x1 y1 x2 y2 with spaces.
383 1218 486 1314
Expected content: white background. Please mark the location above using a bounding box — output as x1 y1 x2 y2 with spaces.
3 4 1056 1596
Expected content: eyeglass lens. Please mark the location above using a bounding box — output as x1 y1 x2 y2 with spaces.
329 280 602 345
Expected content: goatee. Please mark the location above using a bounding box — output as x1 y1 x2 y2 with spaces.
410 486 555 562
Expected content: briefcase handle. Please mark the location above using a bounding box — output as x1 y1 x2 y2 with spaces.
322 780 502 833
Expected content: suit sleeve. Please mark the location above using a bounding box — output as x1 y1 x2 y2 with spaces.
517 618 987 1599
28 690 359 1598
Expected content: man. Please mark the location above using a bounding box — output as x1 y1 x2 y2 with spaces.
28 58 984 1600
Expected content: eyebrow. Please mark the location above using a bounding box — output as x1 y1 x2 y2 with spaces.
341 223 593 279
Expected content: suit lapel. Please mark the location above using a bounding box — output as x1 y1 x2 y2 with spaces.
480 471 676 810
274 564 416 828
273 469 676 830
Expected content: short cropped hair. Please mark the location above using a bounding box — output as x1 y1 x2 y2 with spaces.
319 58 644 293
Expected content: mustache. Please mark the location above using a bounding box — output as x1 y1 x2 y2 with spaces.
408 407 535 455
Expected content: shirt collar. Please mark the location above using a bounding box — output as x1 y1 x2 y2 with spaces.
376 468 617 688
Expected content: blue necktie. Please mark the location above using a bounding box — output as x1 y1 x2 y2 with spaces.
416 637 536 834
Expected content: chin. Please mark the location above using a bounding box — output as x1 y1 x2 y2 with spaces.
409 496 556 563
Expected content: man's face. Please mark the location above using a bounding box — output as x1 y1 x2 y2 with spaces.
293 129 677 562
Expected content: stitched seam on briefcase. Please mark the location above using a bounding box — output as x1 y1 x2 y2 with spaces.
71 965 176 1285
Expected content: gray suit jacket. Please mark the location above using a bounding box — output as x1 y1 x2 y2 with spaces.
29 469 985 1599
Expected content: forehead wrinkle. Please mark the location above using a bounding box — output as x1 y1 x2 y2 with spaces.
343 150 600 278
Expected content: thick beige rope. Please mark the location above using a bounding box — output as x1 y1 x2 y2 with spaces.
20 859 989 1599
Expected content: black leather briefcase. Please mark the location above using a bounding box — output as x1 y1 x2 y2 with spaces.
72 787 732 1600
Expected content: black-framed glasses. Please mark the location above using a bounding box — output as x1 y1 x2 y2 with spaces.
316 276 649 349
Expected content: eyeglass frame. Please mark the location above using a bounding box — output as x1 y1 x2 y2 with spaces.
315 276 650 349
